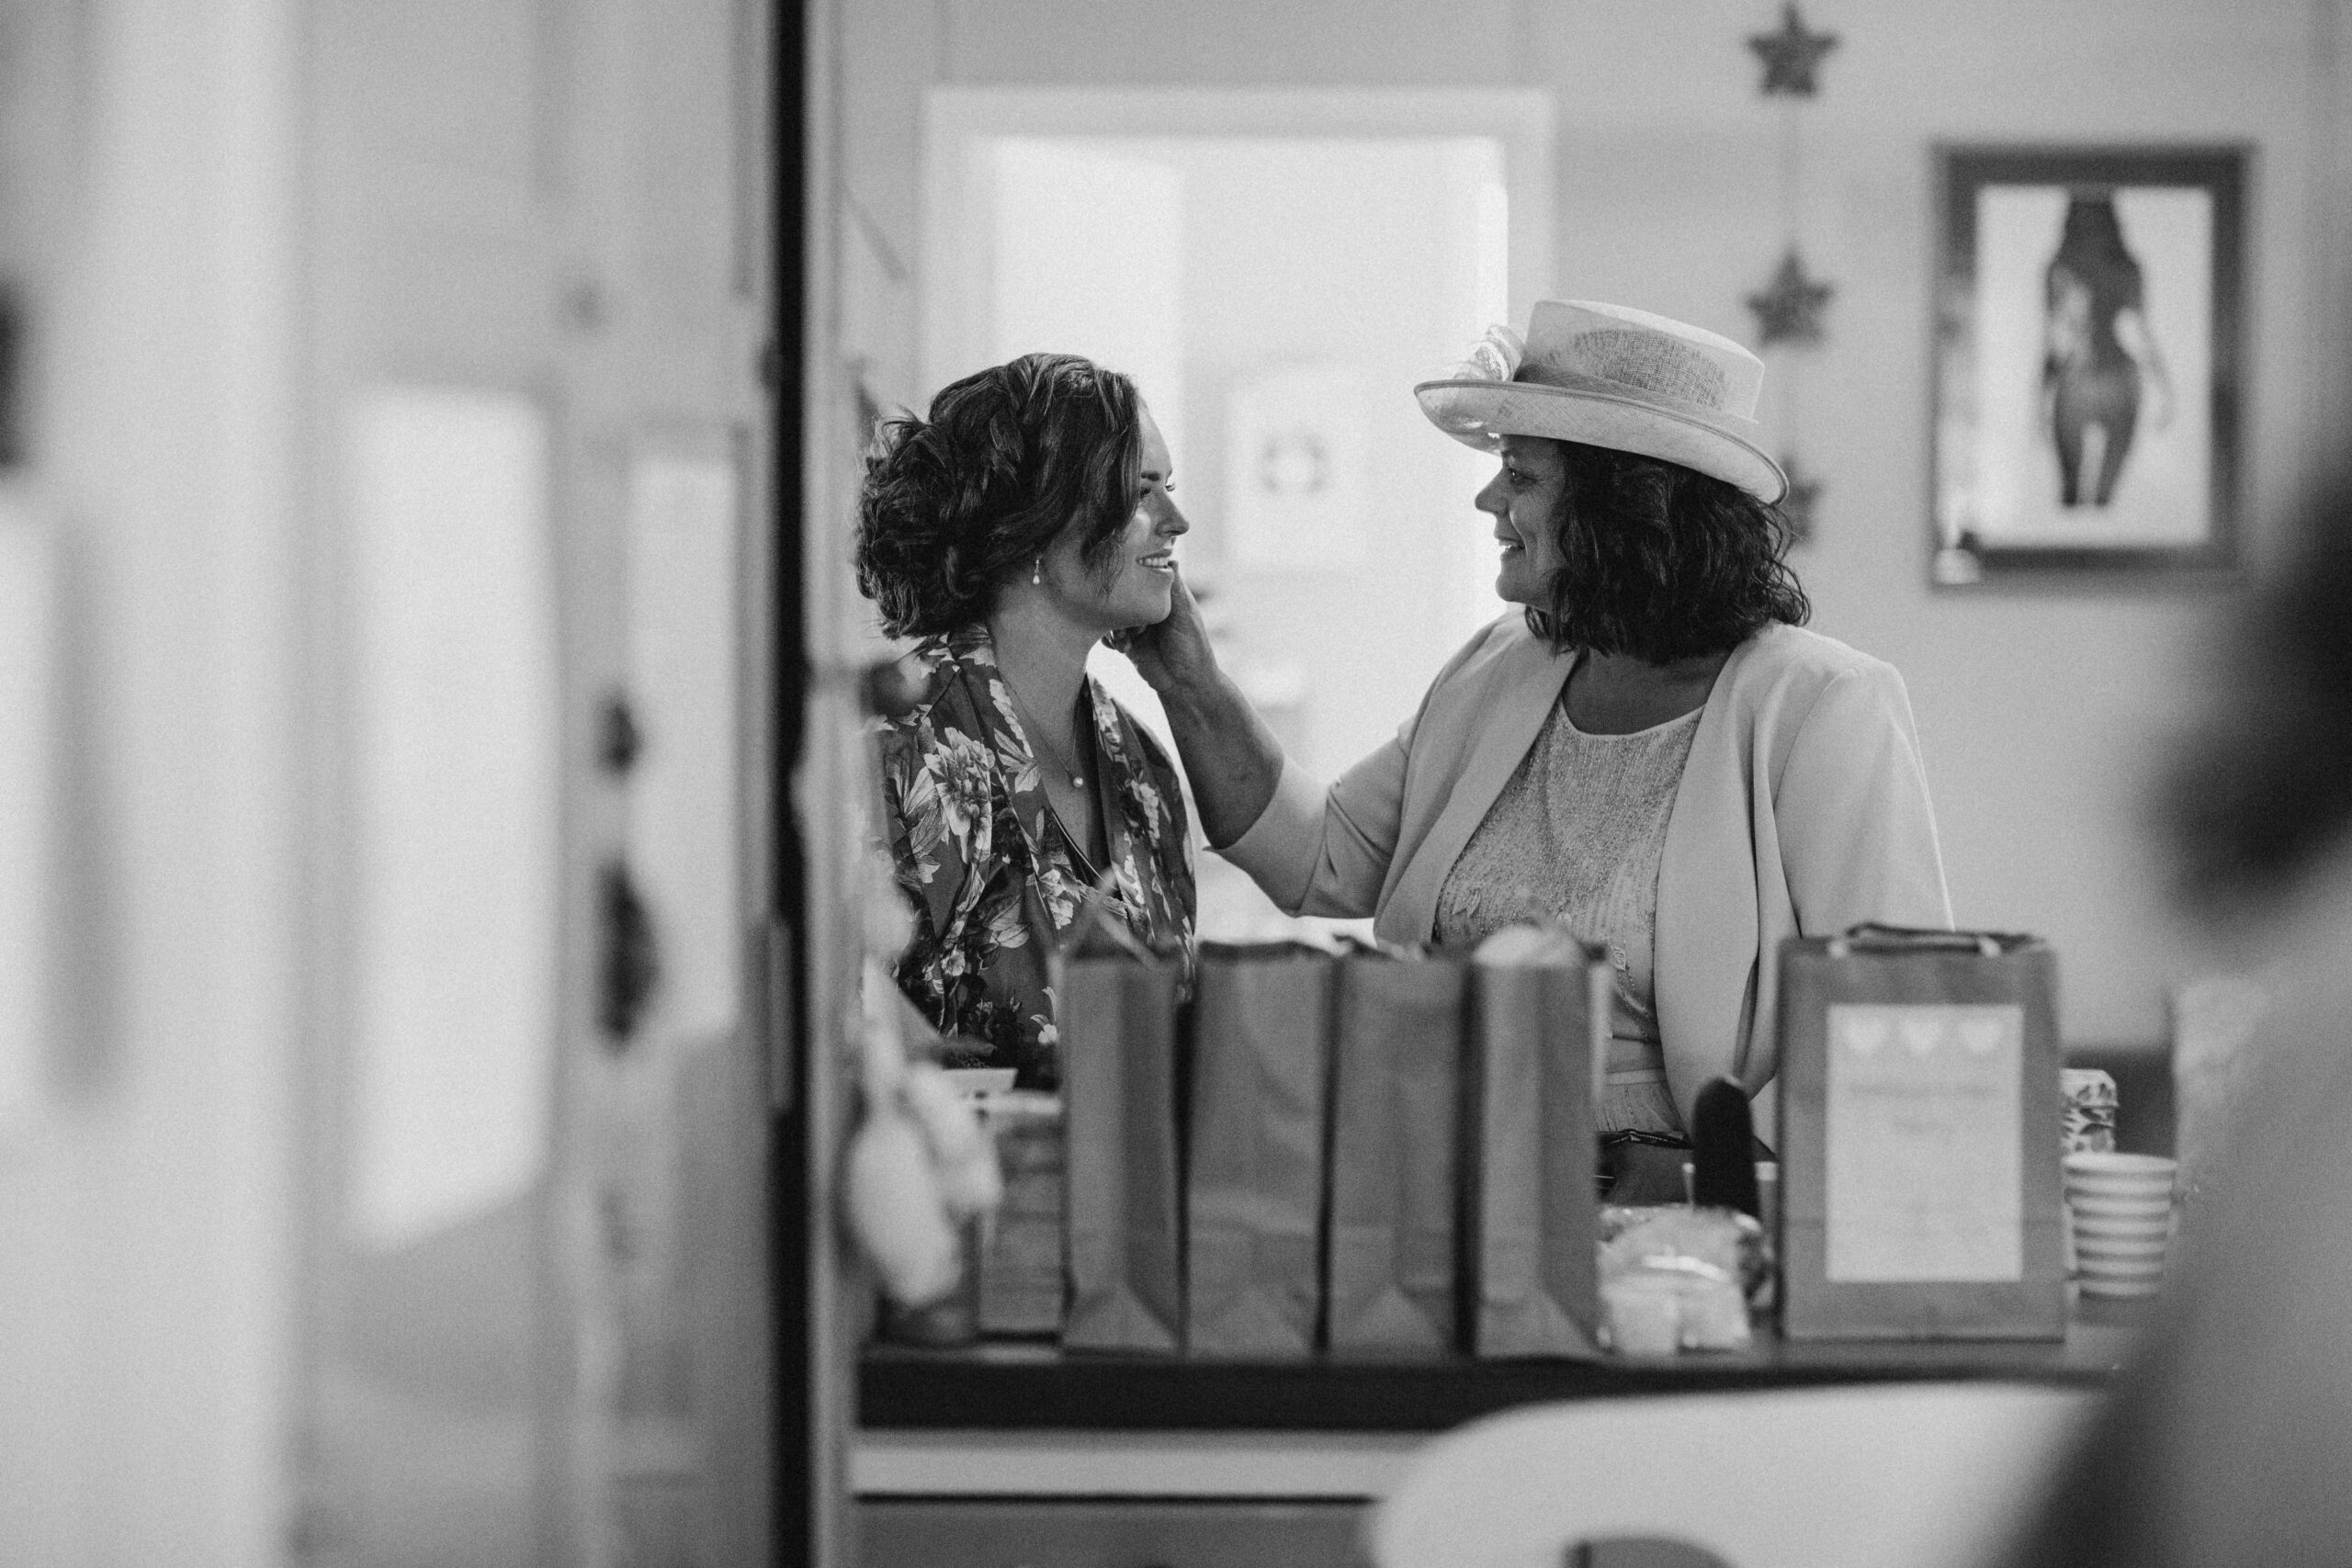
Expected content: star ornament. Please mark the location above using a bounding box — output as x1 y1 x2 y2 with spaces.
1748 2 1840 97
1747 250 1834 348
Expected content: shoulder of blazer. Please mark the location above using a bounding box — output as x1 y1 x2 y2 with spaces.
1722 622 1903 716
1722 626 1916 798
1429 613 1561 703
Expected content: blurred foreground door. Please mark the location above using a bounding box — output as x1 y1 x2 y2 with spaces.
299 0 781 1563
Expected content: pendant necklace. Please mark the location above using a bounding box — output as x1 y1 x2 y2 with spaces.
1000 667 1090 792
1001 669 1108 888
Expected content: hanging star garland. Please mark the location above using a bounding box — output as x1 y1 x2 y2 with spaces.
1741 9 1841 541
1747 249 1834 347
1747 2 1840 97
1776 456 1822 545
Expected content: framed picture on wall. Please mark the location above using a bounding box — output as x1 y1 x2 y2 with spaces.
1928 145 2246 585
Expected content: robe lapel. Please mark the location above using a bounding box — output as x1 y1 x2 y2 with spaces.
941 627 1065 924
1081 675 1155 932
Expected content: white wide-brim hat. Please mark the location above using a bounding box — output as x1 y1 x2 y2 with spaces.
1416 299 1789 504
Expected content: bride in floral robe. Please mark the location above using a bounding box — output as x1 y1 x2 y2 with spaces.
875 626 1193 1088
856 352 1197 1089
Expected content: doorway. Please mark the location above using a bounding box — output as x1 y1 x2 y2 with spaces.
922 88 1552 935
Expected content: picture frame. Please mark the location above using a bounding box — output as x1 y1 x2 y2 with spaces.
1929 144 2246 586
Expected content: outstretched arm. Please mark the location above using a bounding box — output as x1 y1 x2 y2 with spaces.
1122 563 1438 921
1116 567 1287 848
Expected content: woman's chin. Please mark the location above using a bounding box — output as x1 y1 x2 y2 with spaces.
1118 586 1174 627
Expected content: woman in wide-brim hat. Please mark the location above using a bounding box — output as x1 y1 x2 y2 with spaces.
1128 299 1951 1197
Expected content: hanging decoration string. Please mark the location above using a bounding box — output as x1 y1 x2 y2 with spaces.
1779 92 1804 468
1743 2 1840 543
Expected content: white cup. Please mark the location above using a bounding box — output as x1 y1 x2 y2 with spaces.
2079 1248 2167 1270
2071 1213 2171 1242
2069 1199 2170 1222
2064 1153 2178 1298
2064 1152 2177 1193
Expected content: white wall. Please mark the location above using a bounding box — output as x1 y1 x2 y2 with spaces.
1531 0 2330 1046
0 0 304 1562
839 0 2352 1045
1160 137 1499 777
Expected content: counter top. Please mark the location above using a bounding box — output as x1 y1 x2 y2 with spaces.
861 1297 2144 1433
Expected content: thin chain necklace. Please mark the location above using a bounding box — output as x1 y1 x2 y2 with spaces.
998 664 1091 792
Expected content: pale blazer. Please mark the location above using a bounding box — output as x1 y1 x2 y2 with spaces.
1218 616 1954 1122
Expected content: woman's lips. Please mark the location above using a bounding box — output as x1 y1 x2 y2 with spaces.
1139 550 1176 574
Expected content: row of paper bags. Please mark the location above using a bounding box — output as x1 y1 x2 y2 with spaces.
967 920 2071 1353
1042 931 1614 1359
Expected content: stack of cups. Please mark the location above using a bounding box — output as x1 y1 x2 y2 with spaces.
2063 1152 2178 1299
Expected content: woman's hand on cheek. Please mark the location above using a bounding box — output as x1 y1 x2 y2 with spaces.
1109 564 1216 694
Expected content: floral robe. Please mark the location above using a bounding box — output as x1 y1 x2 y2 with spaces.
874 625 1195 1089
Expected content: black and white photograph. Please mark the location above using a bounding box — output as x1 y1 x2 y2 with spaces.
1932 145 2246 583
12 3 2352 1566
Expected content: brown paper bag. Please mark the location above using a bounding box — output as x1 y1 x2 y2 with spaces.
1055 911 1185 1353
1325 947 1468 1356
1464 940 1611 1359
1183 942 1336 1358
1777 924 2064 1341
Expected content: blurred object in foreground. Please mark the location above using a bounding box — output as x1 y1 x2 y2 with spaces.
2167 971 2271 1204
0 499 51 1138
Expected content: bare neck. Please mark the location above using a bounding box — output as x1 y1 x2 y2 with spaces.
984 588 1100 727
1566 647 1732 735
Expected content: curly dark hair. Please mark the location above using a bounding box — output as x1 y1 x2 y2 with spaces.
2161 469 2352 915
1524 439 1811 661
854 354 1143 638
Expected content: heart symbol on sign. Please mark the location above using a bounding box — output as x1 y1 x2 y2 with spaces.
1900 1015 1944 1055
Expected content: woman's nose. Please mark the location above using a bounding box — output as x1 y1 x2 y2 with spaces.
1475 474 1506 515
1156 495 1191 536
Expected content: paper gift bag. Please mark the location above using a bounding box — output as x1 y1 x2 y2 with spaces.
1184 942 1337 1358
1464 935 1611 1359
1055 912 1186 1353
1778 924 2064 1341
1326 947 1467 1356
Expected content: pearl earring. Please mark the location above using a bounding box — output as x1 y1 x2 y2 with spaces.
1032 557 1042 586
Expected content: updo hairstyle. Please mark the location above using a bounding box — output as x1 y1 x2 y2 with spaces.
855 353 1143 638
1527 439 1810 662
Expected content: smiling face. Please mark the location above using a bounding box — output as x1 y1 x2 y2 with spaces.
1039 403 1188 633
1475 434 1570 608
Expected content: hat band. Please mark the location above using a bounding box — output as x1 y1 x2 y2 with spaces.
1515 362 1741 426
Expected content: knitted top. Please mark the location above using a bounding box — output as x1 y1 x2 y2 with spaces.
1433 699 1701 1133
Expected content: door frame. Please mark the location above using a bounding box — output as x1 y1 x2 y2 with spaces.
918 86 1555 405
